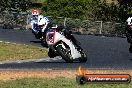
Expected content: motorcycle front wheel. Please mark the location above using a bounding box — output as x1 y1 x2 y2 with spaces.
41 38 48 48
126 31 132 44
78 48 87 63
129 44 132 53
56 45 73 63
48 48 58 58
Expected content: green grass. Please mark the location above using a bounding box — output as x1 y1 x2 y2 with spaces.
0 42 48 61
0 78 131 88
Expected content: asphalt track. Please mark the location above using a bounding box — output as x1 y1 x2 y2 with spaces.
0 28 132 70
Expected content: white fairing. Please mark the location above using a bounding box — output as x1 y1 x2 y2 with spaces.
53 32 81 59
38 16 50 32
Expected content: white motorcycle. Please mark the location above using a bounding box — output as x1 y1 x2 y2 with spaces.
46 26 87 63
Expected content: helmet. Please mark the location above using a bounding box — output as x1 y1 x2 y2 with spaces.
32 9 39 15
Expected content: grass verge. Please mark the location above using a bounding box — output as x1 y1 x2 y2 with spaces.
0 70 131 88
0 42 48 61
0 77 131 88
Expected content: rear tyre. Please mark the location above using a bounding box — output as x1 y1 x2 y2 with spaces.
56 45 73 63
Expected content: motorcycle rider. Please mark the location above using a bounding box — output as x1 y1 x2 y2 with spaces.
126 16 132 25
32 14 80 48
126 15 132 36
30 12 52 40
30 14 41 39
37 15 53 40
126 14 132 53
56 25 81 48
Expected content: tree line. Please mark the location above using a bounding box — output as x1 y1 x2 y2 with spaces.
40 0 132 22
0 0 132 22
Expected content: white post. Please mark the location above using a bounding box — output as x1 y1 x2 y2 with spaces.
64 17 67 27
26 15 29 25
99 21 103 34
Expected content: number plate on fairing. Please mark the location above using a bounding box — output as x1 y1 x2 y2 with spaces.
46 28 56 45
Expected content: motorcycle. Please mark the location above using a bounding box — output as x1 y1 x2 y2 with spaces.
46 25 87 63
125 25 132 53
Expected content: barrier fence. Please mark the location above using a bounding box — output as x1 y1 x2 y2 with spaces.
64 18 126 37
0 12 126 37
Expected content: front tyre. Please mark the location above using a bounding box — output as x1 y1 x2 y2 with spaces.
41 38 48 48
32 30 42 39
48 48 58 58
78 49 87 63
56 45 73 63
129 44 132 53
126 31 132 44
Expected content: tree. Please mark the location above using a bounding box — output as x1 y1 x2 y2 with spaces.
41 0 121 21
0 0 32 12
41 0 92 19
117 0 132 21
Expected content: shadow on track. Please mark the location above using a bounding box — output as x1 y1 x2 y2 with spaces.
30 40 48 48
35 59 87 63
35 61 83 63
30 40 42 43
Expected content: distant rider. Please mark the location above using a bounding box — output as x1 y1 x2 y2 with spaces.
31 15 39 35
37 15 52 40
125 14 132 53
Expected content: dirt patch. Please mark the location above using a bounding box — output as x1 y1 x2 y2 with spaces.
0 70 132 81
0 70 75 81
105 0 118 4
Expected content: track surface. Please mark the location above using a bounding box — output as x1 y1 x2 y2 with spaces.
0 28 132 70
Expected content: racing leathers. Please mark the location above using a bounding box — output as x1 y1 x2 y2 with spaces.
31 16 39 34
